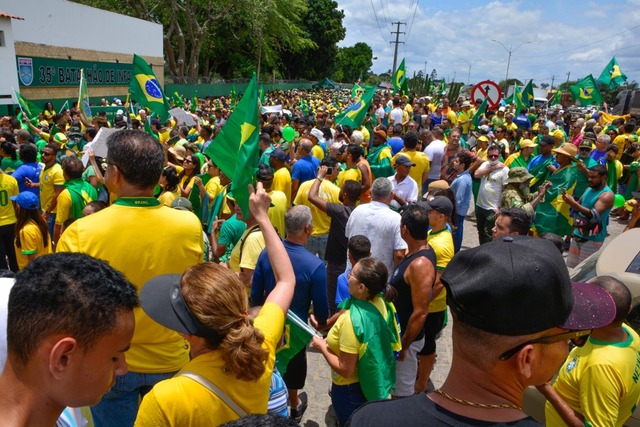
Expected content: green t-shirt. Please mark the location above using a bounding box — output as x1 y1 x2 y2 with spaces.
1 157 23 174
217 214 246 263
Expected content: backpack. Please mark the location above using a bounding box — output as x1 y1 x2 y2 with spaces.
573 208 601 237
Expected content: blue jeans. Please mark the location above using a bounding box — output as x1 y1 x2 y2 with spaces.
306 234 328 261
90 370 177 427
332 382 367 426
453 214 465 253
47 213 56 242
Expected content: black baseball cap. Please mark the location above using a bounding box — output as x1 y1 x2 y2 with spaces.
538 135 555 146
140 274 222 339
441 236 616 336
421 196 453 217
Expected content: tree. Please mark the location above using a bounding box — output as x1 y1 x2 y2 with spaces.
540 83 550 90
280 0 346 80
334 42 373 83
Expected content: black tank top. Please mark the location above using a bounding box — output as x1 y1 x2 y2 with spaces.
389 248 437 342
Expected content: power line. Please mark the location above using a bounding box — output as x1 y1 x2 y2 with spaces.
405 0 420 41
379 0 391 30
371 0 389 43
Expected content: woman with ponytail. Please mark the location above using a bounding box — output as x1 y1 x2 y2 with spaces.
135 182 295 426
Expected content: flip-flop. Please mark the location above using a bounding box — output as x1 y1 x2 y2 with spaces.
291 391 308 422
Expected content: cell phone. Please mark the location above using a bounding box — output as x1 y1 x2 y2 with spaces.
560 187 566 195
326 167 333 175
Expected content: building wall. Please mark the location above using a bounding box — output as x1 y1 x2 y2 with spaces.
0 16 20 106
2 0 163 104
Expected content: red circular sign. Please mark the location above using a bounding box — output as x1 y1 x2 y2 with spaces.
471 80 503 110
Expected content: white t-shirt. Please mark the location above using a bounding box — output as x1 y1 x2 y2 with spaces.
424 139 447 180
476 162 509 211
388 174 419 210
390 108 403 126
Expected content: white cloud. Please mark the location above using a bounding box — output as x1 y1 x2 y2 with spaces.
335 0 640 87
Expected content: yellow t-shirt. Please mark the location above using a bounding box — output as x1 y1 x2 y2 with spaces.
337 167 362 187
228 226 265 272
613 135 632 160
179 175 196 197
293 179 341 236
272 167 292 207
158 130 171 144
427 228 453 313
57 199 204 373
40 163 65 213
55 187 95 225
15 220 52 270
457 109 473 134
0 175 18 226
203 177 231 215
505 121 518 132
392 151 430 187
135 302 284 427
312 144 325 161
545 325 640 427
268 190 287 238
326 296 399 386
157 188 181 207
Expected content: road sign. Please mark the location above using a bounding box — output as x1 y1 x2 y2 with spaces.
471 80 503 110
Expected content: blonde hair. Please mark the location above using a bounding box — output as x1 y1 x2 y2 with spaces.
181 263 268 381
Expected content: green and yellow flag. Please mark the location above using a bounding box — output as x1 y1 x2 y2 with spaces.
129 54 170 121
276 311 315 375
392 59 408 96
78 69 92 119
521 80 535 108
472 97 488 128
335 85 376 129
597 56 627 89
351 83 364 100
172 91 184 107
550 90 562 106
12 88 42 119
534 165 577 236
205 73 260 218
569 75 603 107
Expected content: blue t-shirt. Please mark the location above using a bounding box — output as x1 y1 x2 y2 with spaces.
291 155 320 184
12 162 42 197
335 270 350 307
513 114 532 130
251 240 329 324
387 137 404 156
590 149 607 165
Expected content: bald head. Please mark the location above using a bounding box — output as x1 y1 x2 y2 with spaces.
591 276 631 324
299 138 313 154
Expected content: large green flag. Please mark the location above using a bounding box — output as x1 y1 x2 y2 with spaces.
534 164 578 236
392 58 408 96
335 85 376 129
472 97 488 128
550 90 562 106
205 73 260 218
521 80 535 108
569 75 603 107
597 56 627 89
276 311 315 375
172 91 184 107
12 89 42 119
78 69 92 119
129 54 170 121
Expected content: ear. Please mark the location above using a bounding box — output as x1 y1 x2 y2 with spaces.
49 337 78 379
514 344 536 381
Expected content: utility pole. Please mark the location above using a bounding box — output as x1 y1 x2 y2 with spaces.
566 72 571 84
424 61 428 77
550 75 556 91
390 22 405 74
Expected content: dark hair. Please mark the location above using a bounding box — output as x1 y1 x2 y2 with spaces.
220 413 300 427
256 163 274 182
45 143 59 155
85 200 107 213
540 232 565 254
498 208 531 236
487 145 500 154
456 151 473 170
403 131 419 149
347 144 362 162
61 156 84 179
320 157 338 169
348 235 371 261
355 257 388 299
589 164 607 177
7 253 138 364
161 165 180 193
19 143 38 163
401 204 429 240
0 141 17 160
259 133 271 145
392 124 403 136
200 125 213 138
106 130 164 189
179 154 201 183
342 180 362 202
591 276 631 324
15 203 49 249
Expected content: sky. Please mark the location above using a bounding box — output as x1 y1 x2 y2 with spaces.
335 0 640 89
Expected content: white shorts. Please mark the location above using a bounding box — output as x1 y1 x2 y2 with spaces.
394 337 425 397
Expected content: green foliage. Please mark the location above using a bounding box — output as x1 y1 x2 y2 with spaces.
334 43 373 83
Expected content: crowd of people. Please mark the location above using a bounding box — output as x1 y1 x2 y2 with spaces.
0 85 639 426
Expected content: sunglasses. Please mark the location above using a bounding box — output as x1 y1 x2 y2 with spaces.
183 159 193 164
488 154 500 159
499 329 591 361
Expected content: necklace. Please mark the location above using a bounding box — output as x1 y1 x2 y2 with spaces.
433 389 523 411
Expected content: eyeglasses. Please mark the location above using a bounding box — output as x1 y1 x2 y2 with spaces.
347 271 360 282
183 159 193 164
41 151 54 157
499 329 591 361
488 154 500 159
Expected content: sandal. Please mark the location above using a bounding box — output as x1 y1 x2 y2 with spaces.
291 391 308 422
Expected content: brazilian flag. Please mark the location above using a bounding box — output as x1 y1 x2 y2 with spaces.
569 75 603 107
129 54 170 121
392 58 408 96
597 57 627 89
276 311 315 375
534 164 578 236
521 80 535 108
335 85 376 129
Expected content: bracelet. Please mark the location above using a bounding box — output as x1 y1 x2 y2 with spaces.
316 177 323 182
